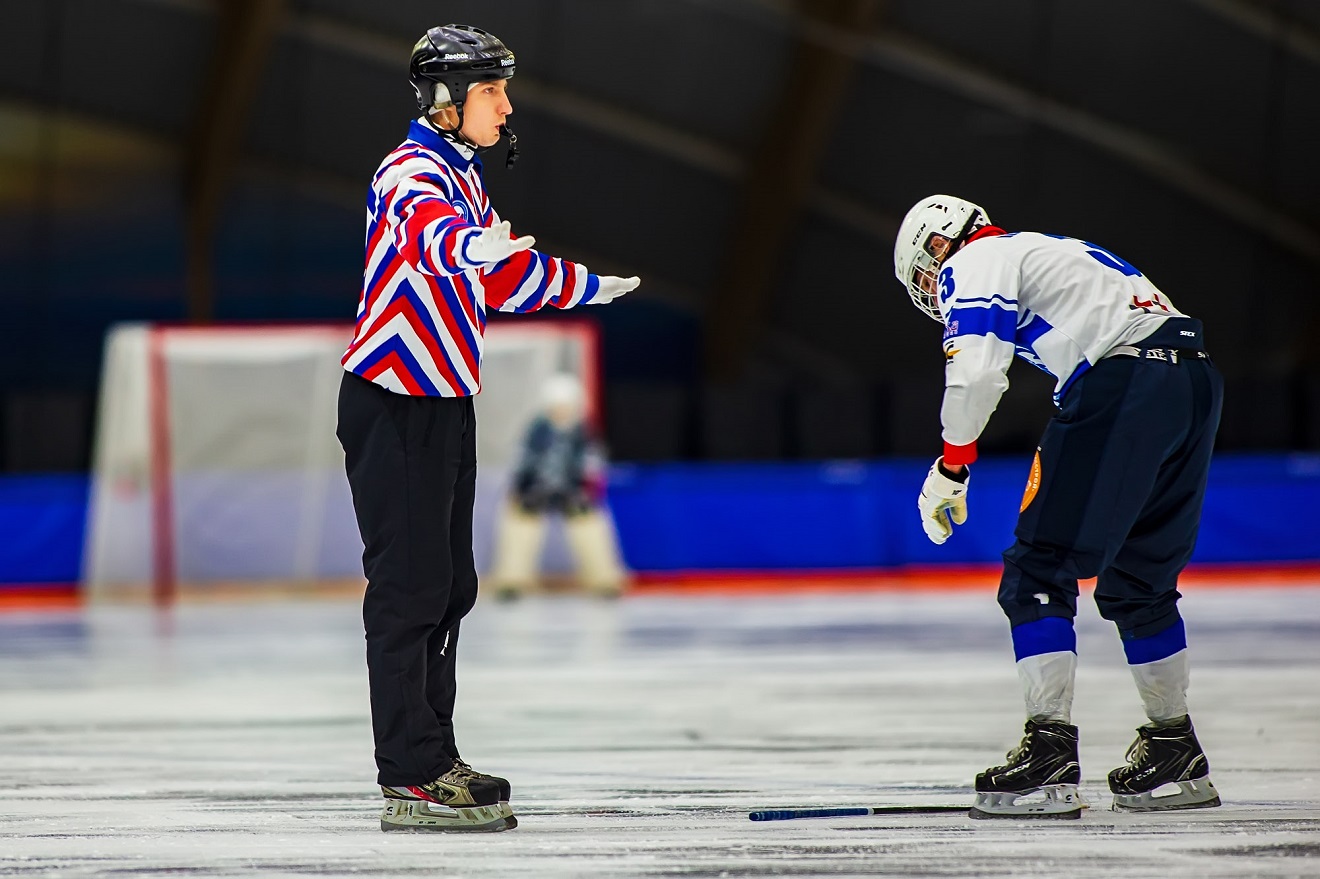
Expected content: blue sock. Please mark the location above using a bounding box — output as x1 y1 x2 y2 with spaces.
1122 618 1187 665
1011 616 1077 661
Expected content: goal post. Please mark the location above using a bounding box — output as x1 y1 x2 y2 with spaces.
83 320 601 603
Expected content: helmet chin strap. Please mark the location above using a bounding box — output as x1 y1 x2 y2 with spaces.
430 84 517 168
944 209 987 263
435 95 519 169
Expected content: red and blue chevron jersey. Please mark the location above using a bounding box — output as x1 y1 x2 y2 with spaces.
342 119 606 396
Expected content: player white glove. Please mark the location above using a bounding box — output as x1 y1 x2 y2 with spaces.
918 457 969 545
590 275 640 304
465 220 535 264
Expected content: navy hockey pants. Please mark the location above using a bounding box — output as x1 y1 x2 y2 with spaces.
337 371 479 787
998 320 1223 641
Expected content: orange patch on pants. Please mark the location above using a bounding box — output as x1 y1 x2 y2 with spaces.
1021 450 1042 513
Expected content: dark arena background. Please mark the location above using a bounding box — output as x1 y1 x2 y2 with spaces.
1 2 1318 876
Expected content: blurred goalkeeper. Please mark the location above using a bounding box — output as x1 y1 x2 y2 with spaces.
489 373 627 600
336 24 638 833
893 195 1223 820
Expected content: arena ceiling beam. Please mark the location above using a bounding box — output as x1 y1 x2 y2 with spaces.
736 0 1320 265
1179 0 1320 66
134 0 1320 268
183 0 285 324
703 0 884 380
137 3 899 245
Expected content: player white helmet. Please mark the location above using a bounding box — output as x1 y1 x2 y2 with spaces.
893 195 991 322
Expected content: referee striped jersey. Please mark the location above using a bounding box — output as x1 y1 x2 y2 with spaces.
342 119 606 396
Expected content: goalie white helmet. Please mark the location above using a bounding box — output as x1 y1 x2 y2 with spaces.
541 372 586 427
893 194 991 322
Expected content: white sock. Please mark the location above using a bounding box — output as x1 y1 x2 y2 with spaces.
1130 648 1189 724
1017 650 1077 723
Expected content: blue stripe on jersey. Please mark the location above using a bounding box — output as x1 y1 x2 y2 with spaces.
1121 618 1186 665
401 285 468 384
1016 312 1051 348
957 294 1018 309
442 272 483 357
414 171 454 198
1055 359 1092 404
1012 617 1077 661
365 246 402 298
947 303 1016 341
358 337 441 396
506 254 538 305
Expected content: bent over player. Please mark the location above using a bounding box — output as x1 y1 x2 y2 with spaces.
336 24 639 833
893 195 1223 819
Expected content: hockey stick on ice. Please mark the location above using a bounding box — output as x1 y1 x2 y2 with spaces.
749 805 968 821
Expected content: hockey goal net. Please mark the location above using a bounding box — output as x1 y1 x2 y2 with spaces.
83 321 600 603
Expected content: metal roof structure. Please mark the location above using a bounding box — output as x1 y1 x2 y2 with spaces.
2 0 1319 458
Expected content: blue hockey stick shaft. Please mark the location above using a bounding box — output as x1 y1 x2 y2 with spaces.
749 805 966 821
750 808 872 821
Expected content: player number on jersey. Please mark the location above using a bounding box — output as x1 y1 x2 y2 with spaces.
1082 241 1143 278
1084 243 1171 311
938 266 955 303
1047 235 1169 313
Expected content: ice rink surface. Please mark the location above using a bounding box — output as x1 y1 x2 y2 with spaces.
2 585 1318 878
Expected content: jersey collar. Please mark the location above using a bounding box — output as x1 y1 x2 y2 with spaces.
408 118 482 172
964 225 1007 245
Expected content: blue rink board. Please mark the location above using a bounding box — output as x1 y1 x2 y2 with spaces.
605 453 1320 570
2 454 1318 583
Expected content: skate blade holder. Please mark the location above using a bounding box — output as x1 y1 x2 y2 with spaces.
969 784 1085 820
381 799 514 832
1111 776 1220 812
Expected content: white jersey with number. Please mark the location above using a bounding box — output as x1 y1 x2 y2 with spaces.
937 231 1186 450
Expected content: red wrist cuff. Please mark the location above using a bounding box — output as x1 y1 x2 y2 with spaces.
943 440 978 466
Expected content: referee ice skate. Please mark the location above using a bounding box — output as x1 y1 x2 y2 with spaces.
894 195 1223 819
336 24 639 833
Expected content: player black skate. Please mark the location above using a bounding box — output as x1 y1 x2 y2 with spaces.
380 765 515 832
970 719 1083 819
453 758 512 804
1108 716 1220 812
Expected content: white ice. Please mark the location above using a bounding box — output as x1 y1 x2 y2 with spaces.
2 586 1319 877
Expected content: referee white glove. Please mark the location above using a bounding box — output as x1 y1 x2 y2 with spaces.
466 220 535 264
590 275 640 304
918 457 969 545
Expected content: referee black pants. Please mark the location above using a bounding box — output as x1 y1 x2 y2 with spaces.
998 323 1223 642
336 371 479 787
